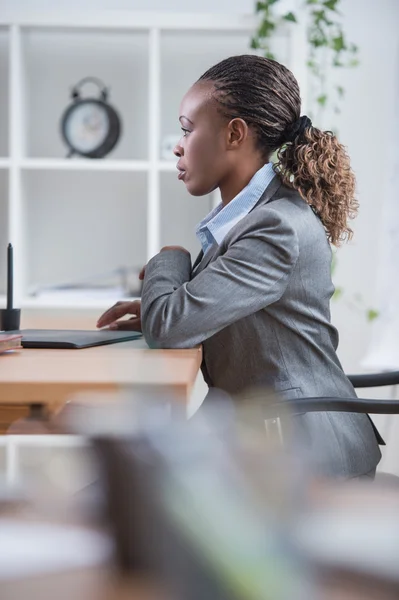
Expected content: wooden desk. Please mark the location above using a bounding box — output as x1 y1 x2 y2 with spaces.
0 313 202 432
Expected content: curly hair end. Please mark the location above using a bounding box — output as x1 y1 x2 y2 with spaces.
274 127 358 247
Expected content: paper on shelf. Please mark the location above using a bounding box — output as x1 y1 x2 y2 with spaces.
31 286 127 302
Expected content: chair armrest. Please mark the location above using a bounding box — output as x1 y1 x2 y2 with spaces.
347 371 399 388
266 396 399 418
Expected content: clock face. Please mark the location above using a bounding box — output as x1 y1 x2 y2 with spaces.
64 101 110 154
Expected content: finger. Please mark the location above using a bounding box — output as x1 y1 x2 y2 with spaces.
108 317 142 331
97 301 128 326
97 304 140 329
97 300 141 328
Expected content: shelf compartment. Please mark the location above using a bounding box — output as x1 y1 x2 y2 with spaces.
22 27 149 161
22 170 147 298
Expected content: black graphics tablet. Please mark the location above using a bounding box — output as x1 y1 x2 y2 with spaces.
12 329 142 349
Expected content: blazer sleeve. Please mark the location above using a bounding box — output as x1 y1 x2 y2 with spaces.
141 208 299 348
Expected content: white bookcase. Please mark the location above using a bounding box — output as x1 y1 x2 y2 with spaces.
0 10 307 310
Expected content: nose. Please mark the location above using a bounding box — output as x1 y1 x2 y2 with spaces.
174 143 183 158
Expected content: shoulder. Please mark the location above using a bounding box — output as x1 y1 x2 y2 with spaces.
254 181 326 242
222 198 299 265
223 179 328 256
224 182 300 244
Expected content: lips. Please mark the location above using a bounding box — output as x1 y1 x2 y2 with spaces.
176 163 186 181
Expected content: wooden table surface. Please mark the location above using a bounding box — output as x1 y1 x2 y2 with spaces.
0 312 202 432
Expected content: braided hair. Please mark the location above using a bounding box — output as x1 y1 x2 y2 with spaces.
198 55 357 246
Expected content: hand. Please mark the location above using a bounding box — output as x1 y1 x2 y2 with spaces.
98 248 188 329
96 300 141 331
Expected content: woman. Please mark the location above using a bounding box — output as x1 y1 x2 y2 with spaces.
97 55 382 478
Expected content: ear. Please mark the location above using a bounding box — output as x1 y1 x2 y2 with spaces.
226 118 249 150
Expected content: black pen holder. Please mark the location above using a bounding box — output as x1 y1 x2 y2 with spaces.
0 308 21 331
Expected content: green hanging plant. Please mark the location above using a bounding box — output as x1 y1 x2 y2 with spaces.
250 2 378 323
251 0 359 125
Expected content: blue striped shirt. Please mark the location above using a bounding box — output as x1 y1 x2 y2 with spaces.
195 163 275 254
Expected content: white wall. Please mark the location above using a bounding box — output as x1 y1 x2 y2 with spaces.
329 0 399 475
328 0 399 374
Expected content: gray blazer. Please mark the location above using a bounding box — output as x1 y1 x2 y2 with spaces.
141 176 381 478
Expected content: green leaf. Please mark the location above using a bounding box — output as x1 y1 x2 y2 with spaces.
265 50 276 60
332 287 343 301
333 57 344 67
256 0 279 8
332 34 345 52
258 19 275 37
317 94 327 106
250 37 260 49
306 0 319 4
310 37 328 48
283 12 297 23
323 0 339 11
367 309 379 322
350 58 360 67
312 9 326 23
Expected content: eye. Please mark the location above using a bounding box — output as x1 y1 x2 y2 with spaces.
181 127 191 137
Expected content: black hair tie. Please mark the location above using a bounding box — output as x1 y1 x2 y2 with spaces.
285 115 312 143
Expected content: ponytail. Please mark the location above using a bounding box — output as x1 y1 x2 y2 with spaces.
274 124 358 246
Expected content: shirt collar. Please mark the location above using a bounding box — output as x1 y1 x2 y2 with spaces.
196 163 275 251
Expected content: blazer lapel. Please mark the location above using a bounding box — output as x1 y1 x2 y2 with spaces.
192 250 204 271
191 175 283 277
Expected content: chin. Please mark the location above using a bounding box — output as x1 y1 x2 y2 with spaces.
185 179 217 197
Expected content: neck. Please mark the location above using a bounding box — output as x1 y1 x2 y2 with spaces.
219 159 265 206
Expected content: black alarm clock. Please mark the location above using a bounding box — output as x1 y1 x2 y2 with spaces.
61 76 122 159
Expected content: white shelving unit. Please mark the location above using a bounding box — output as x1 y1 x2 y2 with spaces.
0 10 307 310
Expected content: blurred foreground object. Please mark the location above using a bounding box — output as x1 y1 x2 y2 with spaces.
90 389 316 600
87 389 399 600
298 478 399 600
2 388 399 600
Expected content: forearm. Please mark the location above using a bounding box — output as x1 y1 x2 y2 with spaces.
141 212 299 349
141 249 195 348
